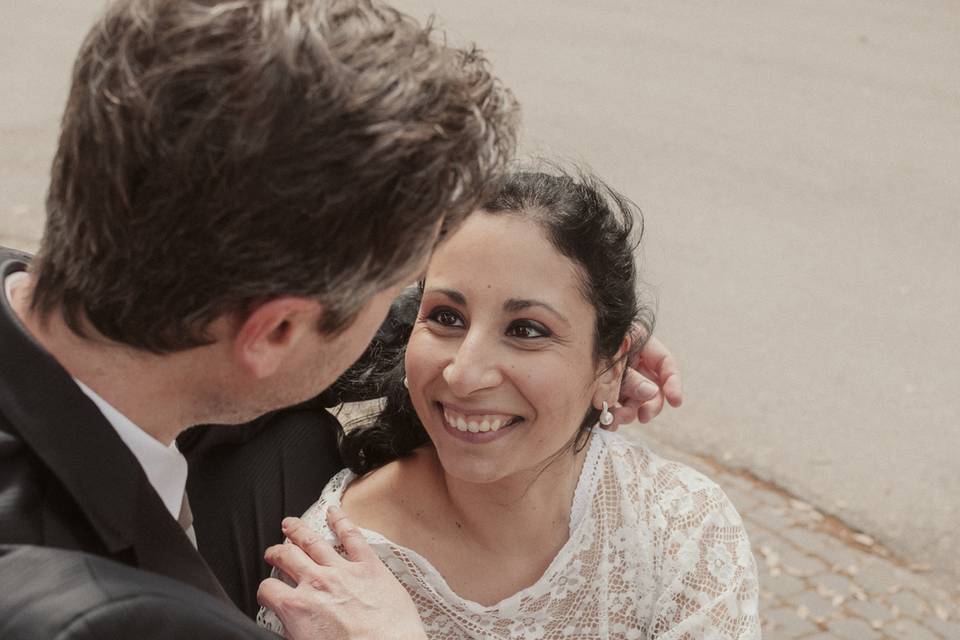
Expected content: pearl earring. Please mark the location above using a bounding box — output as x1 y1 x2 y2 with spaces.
599 401 614 426
402 376 409 389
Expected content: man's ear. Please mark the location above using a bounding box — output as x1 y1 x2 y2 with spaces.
232 297 324 379
593 335 632 408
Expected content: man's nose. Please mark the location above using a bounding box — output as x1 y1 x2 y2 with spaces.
441 330 503 396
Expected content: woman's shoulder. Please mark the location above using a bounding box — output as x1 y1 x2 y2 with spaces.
604 436 761 635
297 466 356 535
600 429 746 530
336 446 440 538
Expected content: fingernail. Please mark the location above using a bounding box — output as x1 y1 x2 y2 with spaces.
281 517 294 531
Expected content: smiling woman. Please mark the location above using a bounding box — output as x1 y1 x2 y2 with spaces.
406 211 619 486
258 169 760 639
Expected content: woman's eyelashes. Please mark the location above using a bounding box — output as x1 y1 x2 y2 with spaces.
424 306 465 329
423 306 552 340
505 319 551 339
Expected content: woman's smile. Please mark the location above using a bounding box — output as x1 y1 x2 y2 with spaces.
437 402 524 443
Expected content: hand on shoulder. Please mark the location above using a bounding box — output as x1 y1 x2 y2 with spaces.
257 511 426 640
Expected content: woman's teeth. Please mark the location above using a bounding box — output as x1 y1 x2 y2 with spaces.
442 407 515 433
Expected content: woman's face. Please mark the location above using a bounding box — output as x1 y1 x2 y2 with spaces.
405 211 610 485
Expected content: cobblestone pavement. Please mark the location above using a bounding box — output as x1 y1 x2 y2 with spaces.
625 428 960 639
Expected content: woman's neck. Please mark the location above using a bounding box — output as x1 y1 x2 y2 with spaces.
431 434 592 558
341 432 595 605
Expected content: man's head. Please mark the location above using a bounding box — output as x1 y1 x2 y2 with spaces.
31 0 517 360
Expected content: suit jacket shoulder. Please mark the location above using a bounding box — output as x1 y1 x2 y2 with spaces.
0 248 228 602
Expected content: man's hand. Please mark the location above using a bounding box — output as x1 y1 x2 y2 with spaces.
608 335 683 429
257 509 426 640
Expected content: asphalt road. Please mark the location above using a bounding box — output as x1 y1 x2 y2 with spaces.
2 1 958 586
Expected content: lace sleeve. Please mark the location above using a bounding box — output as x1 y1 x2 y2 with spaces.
649 469 761 639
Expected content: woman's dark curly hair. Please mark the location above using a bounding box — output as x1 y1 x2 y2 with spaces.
331 167 654 474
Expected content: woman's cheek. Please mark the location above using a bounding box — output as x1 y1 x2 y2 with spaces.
405 330 446 386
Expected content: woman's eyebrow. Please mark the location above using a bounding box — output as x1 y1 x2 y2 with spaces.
424 287 466 305
504 298 570 325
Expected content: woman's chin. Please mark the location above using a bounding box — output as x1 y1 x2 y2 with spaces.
430 448 511 486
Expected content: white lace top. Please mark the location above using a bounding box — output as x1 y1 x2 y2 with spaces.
258 428 760 639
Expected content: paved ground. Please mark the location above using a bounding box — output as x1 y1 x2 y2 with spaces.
625 426 960 639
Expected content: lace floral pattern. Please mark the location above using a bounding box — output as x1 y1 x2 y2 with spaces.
258 428 760 638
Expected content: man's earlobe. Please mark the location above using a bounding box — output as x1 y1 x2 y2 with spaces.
233 297 323 379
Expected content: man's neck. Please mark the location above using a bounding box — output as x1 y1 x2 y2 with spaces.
7 274 206 445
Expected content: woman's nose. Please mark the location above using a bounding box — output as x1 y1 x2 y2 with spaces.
442 331 503 396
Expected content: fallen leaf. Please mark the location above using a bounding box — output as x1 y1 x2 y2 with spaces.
852 533 874 546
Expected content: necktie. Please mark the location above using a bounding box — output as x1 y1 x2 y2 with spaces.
178 491 198 547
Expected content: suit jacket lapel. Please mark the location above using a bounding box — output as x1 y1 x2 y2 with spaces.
0 250 229 603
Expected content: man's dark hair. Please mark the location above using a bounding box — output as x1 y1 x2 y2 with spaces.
31 0 517 353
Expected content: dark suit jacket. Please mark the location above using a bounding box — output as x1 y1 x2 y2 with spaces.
0 544 272 639
0 247 354 624
0 247 228 601
179 406 343 617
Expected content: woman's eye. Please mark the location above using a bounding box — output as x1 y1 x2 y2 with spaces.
506 321 550 339
427 308 464 328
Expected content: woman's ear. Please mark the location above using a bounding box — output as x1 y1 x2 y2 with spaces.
593 335 632 409
231 297 324 379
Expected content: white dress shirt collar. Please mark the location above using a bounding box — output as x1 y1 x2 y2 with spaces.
72 378 189 521
4 270 27 301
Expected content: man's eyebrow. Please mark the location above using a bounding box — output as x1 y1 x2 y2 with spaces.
504 298 570 325
424 287 466 305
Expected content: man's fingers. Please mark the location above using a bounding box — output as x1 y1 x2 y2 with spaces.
265 541 334 585
619 368 660 406
257 577 298 614
280 517 344 567
636 335 670 365
326 506 377 563
662 371 683 407
635 393 665 424
611 403 637 426
638 336 683 407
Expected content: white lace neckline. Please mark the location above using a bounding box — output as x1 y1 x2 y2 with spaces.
260 426 762 638
327 427 608 612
